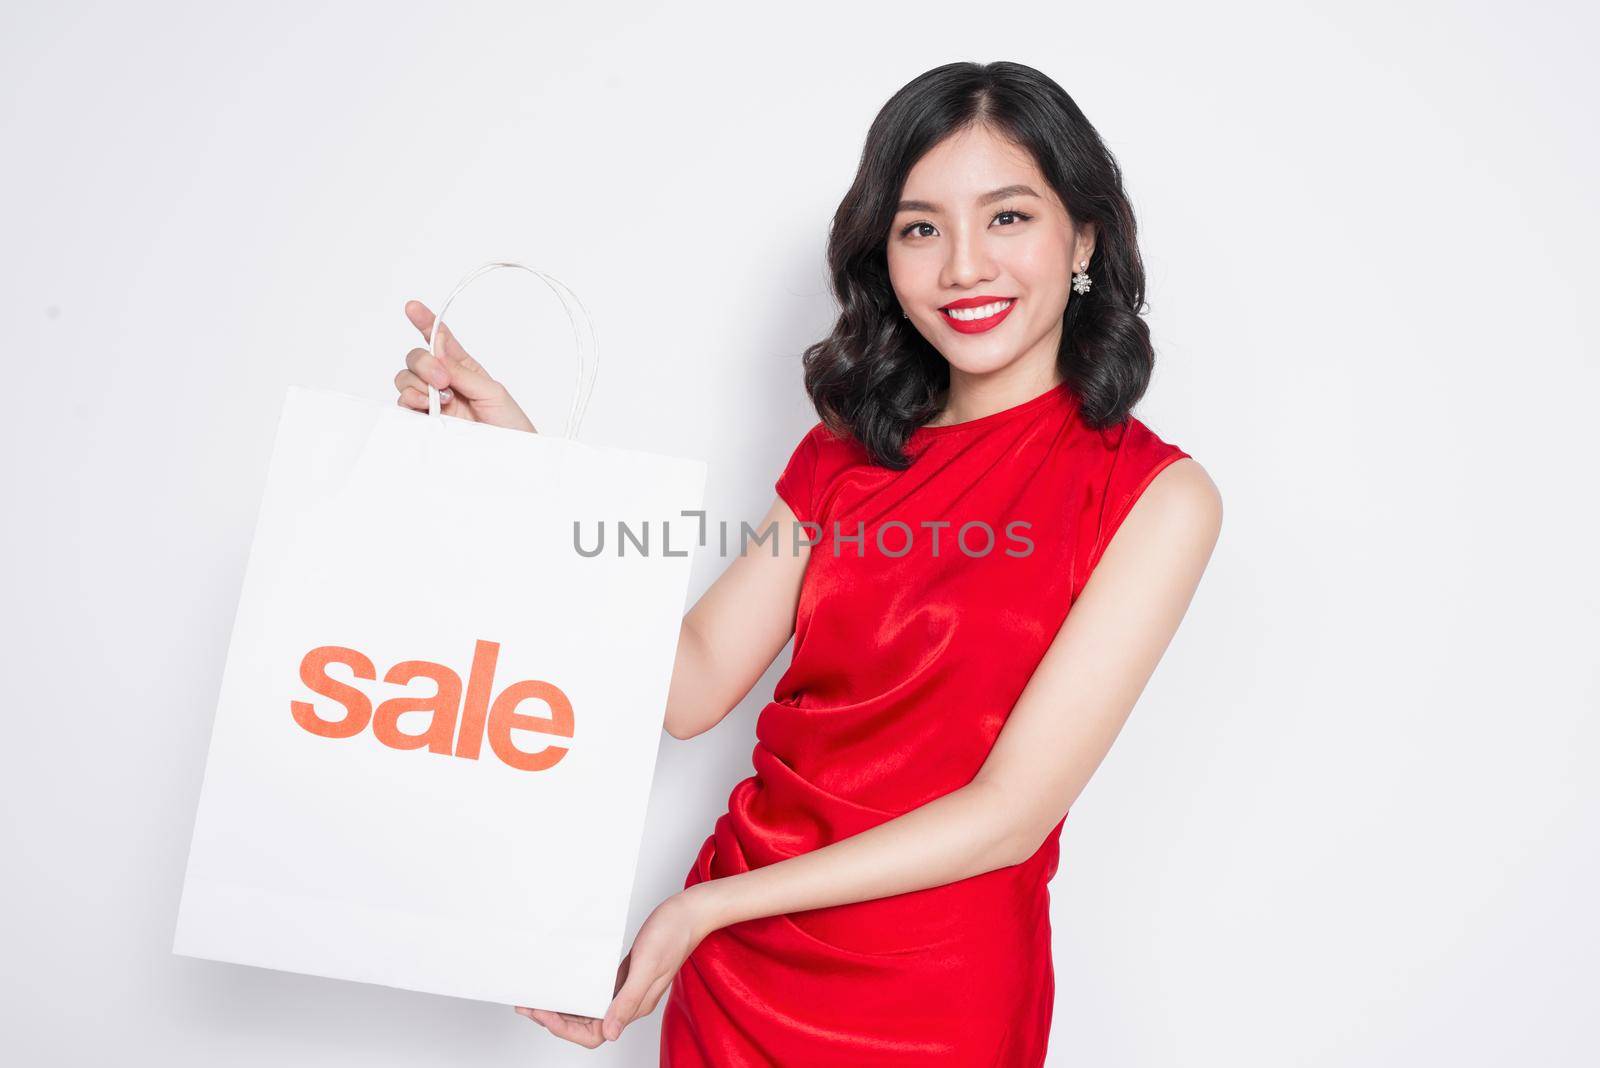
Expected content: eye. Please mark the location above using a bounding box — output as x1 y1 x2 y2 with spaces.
896 208 1034 240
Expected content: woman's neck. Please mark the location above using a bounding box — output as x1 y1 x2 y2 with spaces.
924 361 1064 428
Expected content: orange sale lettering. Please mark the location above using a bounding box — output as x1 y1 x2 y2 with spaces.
291 639 573 771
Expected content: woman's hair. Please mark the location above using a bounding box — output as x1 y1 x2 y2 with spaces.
802 60 1156 469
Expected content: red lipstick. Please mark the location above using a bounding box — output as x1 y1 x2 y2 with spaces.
938 295 1017 335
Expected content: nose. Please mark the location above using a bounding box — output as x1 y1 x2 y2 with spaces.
939 222 998 291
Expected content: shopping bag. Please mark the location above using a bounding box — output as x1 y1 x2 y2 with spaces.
173 262 706 1018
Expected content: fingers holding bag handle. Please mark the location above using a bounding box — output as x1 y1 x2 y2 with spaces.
409 261 599 438
398 302 524 427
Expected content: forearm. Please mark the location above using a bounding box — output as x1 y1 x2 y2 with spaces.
686 779 1027 934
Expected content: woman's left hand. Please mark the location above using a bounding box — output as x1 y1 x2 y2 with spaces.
514 886 719 1045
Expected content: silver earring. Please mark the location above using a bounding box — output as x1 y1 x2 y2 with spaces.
1072 259 1092 296
902 311 909 318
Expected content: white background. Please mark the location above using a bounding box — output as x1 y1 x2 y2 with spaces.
3 1 1595 1064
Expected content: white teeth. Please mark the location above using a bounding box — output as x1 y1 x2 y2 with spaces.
944 299 1014 321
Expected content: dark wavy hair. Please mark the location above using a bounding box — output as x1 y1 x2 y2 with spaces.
801 60 1155 470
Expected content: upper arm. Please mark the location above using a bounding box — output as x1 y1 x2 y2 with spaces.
666 425 824 740
974 458 1223 859
682 492 812 684
691 421 824 667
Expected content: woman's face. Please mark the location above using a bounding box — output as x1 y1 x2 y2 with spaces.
887 123 1094 381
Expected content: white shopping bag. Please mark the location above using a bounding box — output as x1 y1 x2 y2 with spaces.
173 263 706 1018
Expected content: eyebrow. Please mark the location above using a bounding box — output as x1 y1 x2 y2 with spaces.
895 184 1041 214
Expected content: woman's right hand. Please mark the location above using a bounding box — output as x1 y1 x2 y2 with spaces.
394 300 539 433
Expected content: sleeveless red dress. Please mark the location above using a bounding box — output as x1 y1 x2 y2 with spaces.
659 381 1190 1065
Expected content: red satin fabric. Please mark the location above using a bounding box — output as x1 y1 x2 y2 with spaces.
660 381 1190 1065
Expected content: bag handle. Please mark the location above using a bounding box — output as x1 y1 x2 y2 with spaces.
425 260 599 439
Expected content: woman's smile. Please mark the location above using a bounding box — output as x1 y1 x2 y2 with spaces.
939 295 1017 334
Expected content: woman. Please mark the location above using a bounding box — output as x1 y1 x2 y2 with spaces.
393 60 1221 1065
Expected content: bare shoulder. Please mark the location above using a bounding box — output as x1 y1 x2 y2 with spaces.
1131 457 1224 547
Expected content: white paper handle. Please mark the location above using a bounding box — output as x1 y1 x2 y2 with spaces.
425 261 598 440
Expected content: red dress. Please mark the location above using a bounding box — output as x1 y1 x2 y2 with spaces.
659 381 1190 1065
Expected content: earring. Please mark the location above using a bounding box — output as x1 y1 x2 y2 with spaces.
1072 259 1092 296
902 311 909 318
